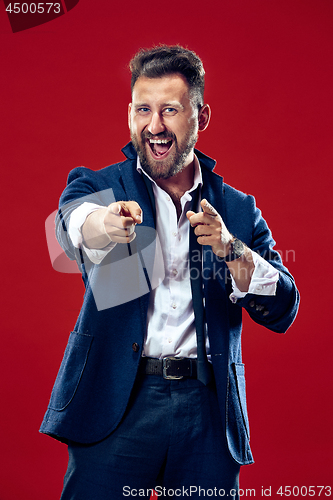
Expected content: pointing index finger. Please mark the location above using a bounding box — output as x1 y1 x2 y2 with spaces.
119 202 143 224
107 202 142 224
201 199 218 216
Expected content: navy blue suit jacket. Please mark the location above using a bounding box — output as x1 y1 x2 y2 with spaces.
40 143 299 465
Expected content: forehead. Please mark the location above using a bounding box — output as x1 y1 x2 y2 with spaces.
131 74 191 104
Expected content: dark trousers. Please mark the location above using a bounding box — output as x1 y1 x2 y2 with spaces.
61 373 240 499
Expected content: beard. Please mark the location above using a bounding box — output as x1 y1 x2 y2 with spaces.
130 125 198 181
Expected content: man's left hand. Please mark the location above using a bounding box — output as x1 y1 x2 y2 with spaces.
186 199 233 258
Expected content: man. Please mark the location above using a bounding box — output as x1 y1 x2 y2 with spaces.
40 46 299 499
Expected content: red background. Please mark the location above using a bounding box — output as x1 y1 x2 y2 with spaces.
1 1 332 498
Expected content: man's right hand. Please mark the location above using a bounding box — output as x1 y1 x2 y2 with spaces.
82 201 142 249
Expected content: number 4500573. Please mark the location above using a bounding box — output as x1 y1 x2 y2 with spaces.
6 3 61 14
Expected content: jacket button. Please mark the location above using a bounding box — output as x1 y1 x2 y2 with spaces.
132 342 140 352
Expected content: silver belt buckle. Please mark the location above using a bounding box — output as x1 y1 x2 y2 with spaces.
163 357 184 380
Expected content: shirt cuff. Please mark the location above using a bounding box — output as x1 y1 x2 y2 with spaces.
229 251 279 303
68 202 117 264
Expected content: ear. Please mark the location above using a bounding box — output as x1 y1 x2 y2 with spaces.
128 103 132 129
198 104 211 131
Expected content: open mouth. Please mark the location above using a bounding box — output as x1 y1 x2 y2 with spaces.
147 138 173 159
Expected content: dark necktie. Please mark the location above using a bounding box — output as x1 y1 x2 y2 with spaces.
189 189 212 385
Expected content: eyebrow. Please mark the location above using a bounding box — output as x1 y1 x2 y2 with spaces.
134 101 185 111
164 101 185 111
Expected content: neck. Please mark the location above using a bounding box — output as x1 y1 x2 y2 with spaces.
156 160 195 219
156 159 195 198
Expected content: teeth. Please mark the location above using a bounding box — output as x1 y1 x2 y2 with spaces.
149 139 170 144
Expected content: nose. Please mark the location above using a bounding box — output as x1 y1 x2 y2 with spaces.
147 111 165 135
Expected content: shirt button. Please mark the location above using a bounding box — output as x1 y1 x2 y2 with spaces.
255 285 263 292
172 269 178 277
172 231 177 237
172 303 177 309
132 342 140 352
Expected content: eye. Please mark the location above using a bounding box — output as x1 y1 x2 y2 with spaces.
136 107 150 114
163 107 177 115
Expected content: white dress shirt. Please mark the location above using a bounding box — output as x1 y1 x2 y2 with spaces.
68 156 279 359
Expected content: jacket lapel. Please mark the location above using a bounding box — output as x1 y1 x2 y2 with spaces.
118 161 156 230
116 153 156 332
198 163 231 351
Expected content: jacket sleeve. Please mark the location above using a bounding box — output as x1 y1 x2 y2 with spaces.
55 166 118 265
235 196 300 333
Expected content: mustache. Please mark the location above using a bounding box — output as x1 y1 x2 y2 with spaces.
141 130 177 141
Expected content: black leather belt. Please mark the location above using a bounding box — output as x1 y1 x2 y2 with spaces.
140 356 197 380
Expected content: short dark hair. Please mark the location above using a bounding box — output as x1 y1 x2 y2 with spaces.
129 45 205 109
